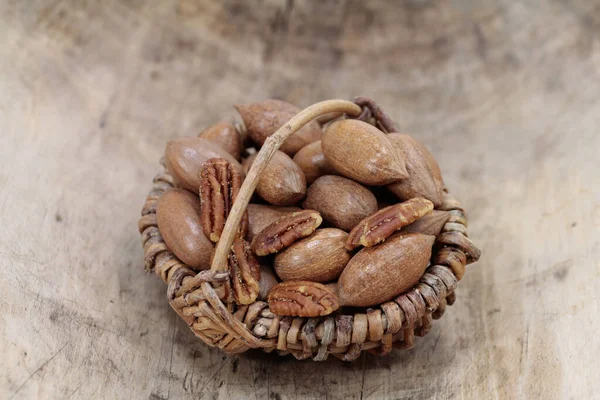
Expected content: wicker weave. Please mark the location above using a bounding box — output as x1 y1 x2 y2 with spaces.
138 98 480 361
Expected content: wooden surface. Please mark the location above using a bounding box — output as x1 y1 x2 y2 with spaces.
1 1 599 399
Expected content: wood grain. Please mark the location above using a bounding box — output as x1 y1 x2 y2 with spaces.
1 0 599 399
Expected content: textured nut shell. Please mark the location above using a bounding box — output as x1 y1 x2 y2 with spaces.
274 228 351 282
302 175 377 231
403 210 450 236
235 99 322 156
198 121 242 160
258 265 279 301
292 141 336 184
245 151 306 206
322 119 408 185
247 204 301 240
267 281 340 317
165 137 243 193
156 188 213 270
338 232 435 307
387 133 445 207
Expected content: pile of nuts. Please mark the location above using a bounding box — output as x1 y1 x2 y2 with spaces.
157 99 459 318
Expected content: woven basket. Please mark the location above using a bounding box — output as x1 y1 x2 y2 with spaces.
138 98 481 361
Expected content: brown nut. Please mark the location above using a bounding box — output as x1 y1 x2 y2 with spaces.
267 281 339 317
247 204 301 241
200 158 248 242
156 188 213 270
258 265 280 301
403 210 450 237
292 141 336 184
198 121 242 160
322 119 408 185
228 238 260 305
338 232 435 307
245 151 306 206
165 136 243 193
235 99 322 156
274 228 351 283
302 175 377 231
346 198 434 250
251 210 322 256
387 133 445 207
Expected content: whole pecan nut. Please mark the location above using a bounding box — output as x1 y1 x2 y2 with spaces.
267 281 339 317
228 238 260 305
346 198 434 250
200 158 248 242
251 210 322 256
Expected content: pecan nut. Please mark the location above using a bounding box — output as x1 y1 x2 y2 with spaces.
228 238 260 305
267 281 339 317
251 210 322 256
346 198 434 250
200 158 248 242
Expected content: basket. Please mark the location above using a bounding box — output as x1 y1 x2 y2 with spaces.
138 98 481 361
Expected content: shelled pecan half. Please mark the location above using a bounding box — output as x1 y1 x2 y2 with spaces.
346 198 433 250
267 281 339 317
200 158 248 242
251 210 322 256
228 238 261 305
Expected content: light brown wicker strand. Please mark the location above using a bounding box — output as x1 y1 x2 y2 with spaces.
138 98 479 360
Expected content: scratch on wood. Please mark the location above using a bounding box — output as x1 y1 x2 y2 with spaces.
473 23 487 59
431 329 442 355
9 341 70 399
66 381 84 399
189 350 199 394
167 314 176 399
196 360 227 395
359 354 367 400
363 383 384 399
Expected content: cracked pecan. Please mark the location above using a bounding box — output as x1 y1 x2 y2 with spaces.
267 281 339 317
200 158 248 242
228 238 261 305
251 210 322 256
346 198 434 250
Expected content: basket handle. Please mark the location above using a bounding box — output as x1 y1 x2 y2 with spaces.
210 99 362 273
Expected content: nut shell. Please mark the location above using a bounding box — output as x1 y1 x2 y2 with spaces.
165 136 243 193
245 151 307 206
292 141 335 184
387 133 445 207
156 188 213 270
322 119 408 185
198 121 242 160
258 265 280 301
338 232 435 307
274 228 351 282
235 99 322 156
302 175 377 231
403 210 450 236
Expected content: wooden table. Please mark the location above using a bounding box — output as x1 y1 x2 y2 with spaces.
1 1 598 399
